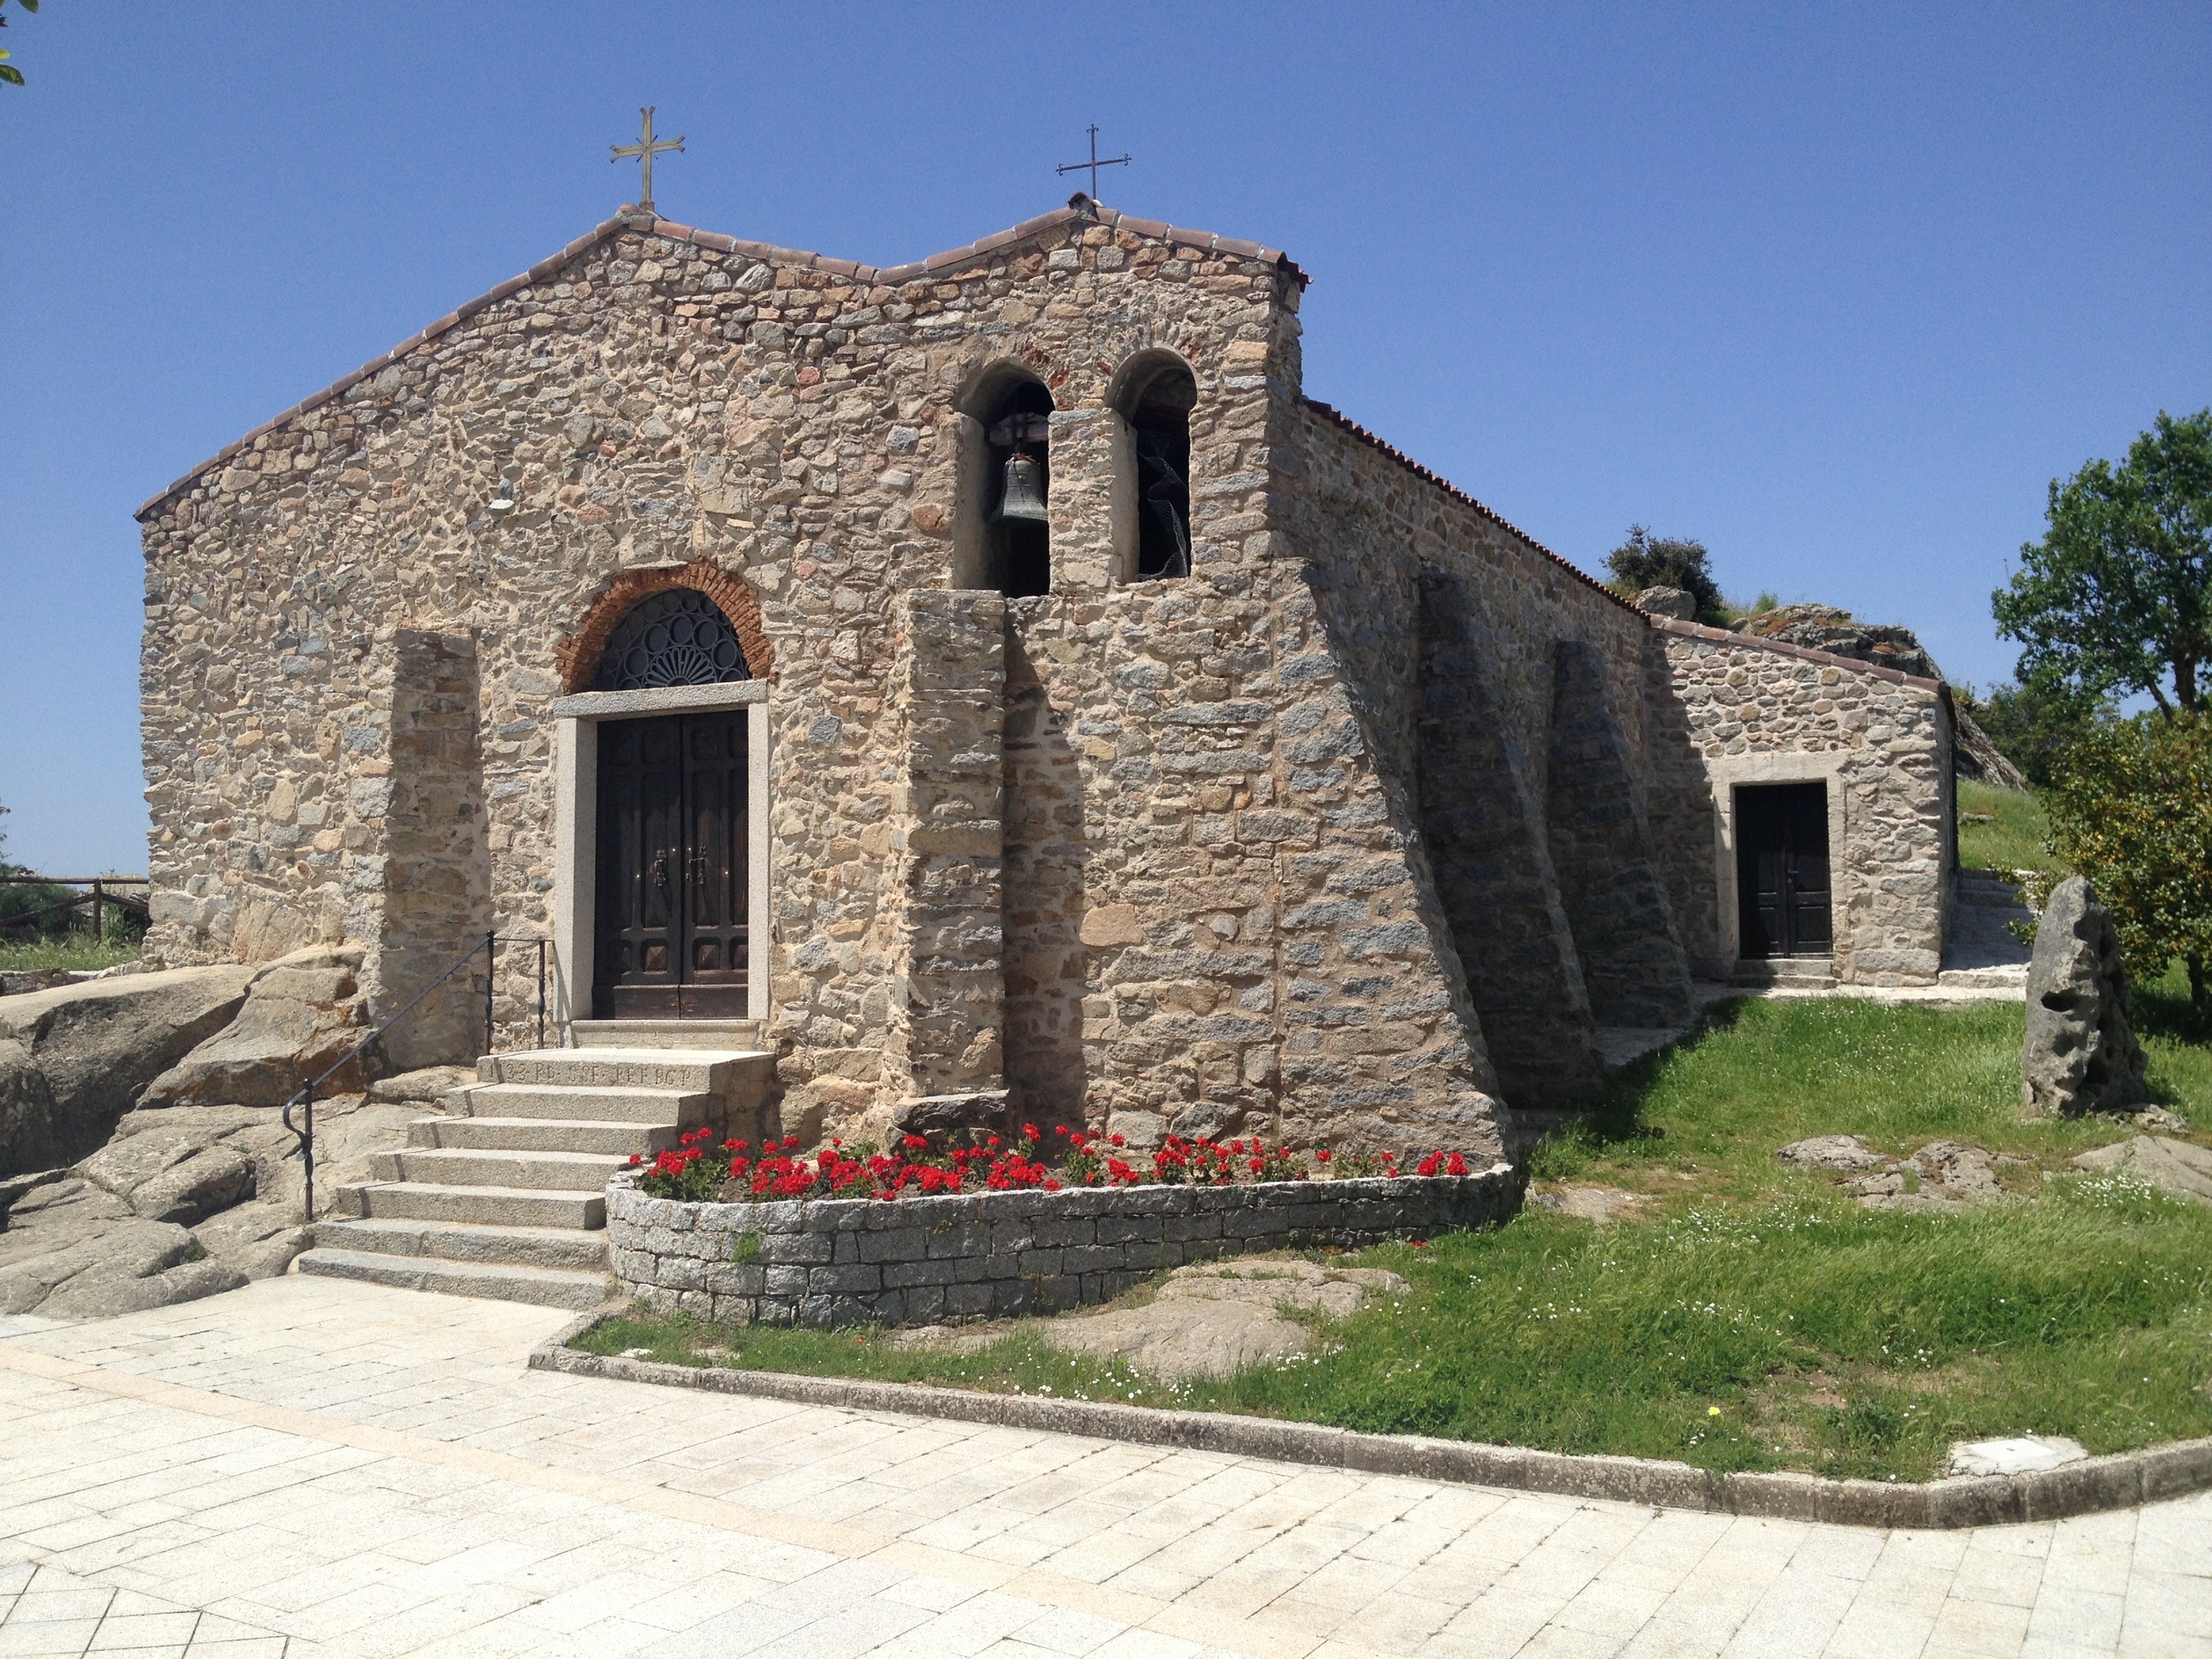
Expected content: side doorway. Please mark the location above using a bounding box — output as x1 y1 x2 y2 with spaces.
1735 781 1832 958
593 710 749 1018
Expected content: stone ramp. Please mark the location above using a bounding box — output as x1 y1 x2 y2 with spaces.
1941 868 2033 990
294 1037 772 1310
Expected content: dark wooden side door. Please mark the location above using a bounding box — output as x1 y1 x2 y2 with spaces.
1736 781 1832 959
594 710 749 1018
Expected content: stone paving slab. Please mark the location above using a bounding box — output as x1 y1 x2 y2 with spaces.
0 1279 2205 1658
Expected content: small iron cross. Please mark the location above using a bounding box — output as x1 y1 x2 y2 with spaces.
611 106 685 212
1056 125 1131 198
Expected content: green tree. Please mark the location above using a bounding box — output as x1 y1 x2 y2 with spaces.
0 0 40 88
0 802 71 938
1605 526 1722 618
1994 410 2212 716
2043 711 2212 1015
1960 676 2114 788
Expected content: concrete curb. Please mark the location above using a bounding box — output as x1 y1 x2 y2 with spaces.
526 1312 2212 1530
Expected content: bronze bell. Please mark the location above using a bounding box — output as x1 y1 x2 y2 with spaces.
995 451 1048 524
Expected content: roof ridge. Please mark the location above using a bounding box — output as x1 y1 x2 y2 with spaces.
638 194 1307 292
1647 615 1947 692
1299 398 1947 697
137 197 1306 521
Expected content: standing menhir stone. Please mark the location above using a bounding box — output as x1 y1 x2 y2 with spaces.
2023 877 2149 1116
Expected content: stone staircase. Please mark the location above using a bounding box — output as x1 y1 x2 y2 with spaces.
296 1024 772 1310
1730 957 1838 991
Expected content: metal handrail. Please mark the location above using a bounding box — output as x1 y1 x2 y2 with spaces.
281 933 550 1220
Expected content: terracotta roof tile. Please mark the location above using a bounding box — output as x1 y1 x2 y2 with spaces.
1302 398 1638 615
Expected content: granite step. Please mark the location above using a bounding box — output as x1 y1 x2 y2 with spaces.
367 1147 633 1192
1731 958 1838 988
295 1248 611 1310
480 1046 771 1095
311 1216 611 1272
570 1018 765 1051
310 1041 722 1310
453 1082 707 1125
408 1116 677 1156
338 1180 606 1229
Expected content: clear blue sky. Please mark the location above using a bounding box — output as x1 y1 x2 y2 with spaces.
4 4 2208 875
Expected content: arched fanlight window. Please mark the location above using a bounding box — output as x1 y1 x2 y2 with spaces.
591 588 751 690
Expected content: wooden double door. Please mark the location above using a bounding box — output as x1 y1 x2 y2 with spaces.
1735 782 1833 959
593 711 749 1018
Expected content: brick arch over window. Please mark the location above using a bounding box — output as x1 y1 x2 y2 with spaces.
554 558 775 693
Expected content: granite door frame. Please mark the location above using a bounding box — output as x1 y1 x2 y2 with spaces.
549 680 772 1034
1706 751 1851 975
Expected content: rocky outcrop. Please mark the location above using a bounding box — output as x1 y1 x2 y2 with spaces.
0 1177 248 1318
1729 604 2028 789
902 1256 1411 1381
0 1091 426 1319
79 1131 256 1225
0 965 253 1175
2071 1136 2212 1207
1634 586 1698 620
1852 1141 2010 1210
137 945 381 1110
1776 1134 1887 1171
2024 878 2150 1117
0 943 449 1318
1732 603 1941 677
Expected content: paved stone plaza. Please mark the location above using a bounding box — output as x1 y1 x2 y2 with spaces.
0 1279 2204 1659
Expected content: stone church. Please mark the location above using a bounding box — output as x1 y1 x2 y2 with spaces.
135 194 1958 1164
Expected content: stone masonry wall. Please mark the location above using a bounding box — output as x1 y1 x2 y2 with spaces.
368 630 491 1068
606 1164 1524 1328
1648 624 1954 984
1280 408 1671 1108
885 589 1006 1103
134 191 1958 1157
1545 641 1694 1028
138 203 1515 1157
1415 569 1601 1110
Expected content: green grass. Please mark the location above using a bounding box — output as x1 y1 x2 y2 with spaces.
0 930 143 973
580 998 2212 1481
1957 779 2056 876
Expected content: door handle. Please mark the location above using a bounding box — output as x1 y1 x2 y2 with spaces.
649 854 671 888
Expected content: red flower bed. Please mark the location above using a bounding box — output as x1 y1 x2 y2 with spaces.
628 1123 1477 1204
630 1124 1060 1202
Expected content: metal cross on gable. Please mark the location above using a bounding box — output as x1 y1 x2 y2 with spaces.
611 105 685 212
1056 124 1131 198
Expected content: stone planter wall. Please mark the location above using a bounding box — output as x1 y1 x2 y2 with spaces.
606 1164 1524 1328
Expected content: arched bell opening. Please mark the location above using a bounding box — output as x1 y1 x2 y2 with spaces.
953 365 1054 598
1110 351 1196 582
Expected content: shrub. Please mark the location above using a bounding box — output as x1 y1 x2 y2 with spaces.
2043 711 2212 1011
1605 526 1723 618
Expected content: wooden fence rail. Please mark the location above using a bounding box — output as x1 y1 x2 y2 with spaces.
0 875 152 938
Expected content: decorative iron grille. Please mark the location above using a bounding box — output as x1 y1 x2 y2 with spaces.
592 588 750 690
